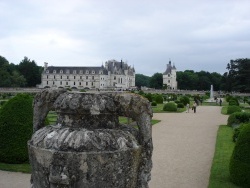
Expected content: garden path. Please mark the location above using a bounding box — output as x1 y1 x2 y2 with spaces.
0 106 227 188
149 106 228 188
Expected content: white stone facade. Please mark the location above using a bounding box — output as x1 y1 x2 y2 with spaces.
38 60 135 90
163 61 177 90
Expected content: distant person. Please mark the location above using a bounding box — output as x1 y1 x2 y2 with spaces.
192 102 197 113
186 103 190 113
219 99 222 106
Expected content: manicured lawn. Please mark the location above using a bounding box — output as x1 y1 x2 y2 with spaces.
208 125 240 188
0 162 31 173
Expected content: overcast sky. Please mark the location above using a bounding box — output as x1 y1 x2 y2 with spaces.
1 0 250 76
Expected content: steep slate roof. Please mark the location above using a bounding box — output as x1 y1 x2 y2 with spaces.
45 66 108 75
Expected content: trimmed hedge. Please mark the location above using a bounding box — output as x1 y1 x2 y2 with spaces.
227 105 241 114
0 94 33 164
229 99 239 106
177 103 184 108
151 101 157 106
233 123 247 142
163 102 177 112
227 112 250 127
154 94 163 104
179 96 190 105
230 123 250 187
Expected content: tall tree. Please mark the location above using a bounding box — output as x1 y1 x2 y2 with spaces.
18 57 41 87
227 58 250 92
149 73 163 89
135 74 150 88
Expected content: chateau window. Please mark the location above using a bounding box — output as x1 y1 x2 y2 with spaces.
86 76 88 79
121 78 122 84
80 76 82 79
47 81 48 85
92 82 94 86
61 76 62 79
86 82 88 86
60 70 63 73
53 70 56 73
46 70 49 73
66 82 68 85
67 76 69 79
53 81 55 85
73 70 76 74
114 76 116 80
74 82 75 85
168 80 170 83
86 70 89 74
54 75 55 79
74 76 76 79
60 81 62 85
47 75 48 79
92 76 94 80
66 70 70 74
168 74 170 77
79 82 81 85
100 71 103 74
92 71 95 74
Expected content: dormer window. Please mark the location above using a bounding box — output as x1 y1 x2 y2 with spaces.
92 70 95 74
79 70 83 74
60 70 63 74
86 70 89 74
168 74 170 77
73 70 76 74
46 70 49 73
53 70 56 73
66 70 70 74
100 71 103 74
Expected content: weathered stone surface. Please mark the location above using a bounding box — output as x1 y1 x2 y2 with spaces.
29 89 153 188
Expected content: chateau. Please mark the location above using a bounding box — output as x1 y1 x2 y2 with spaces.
163 61 177 90
38 59 135 90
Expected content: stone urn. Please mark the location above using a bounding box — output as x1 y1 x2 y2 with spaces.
28 89 153 188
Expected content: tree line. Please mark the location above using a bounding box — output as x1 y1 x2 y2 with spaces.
1 55 250 92
0 56 42 87
136 58 250 92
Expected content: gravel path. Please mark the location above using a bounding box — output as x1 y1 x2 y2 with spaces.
0 106 227 188
149 106 228 188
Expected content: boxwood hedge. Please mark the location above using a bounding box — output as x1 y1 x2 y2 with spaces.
0 94 33 164
230 123 250 187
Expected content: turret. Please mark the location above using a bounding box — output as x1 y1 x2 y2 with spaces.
44 62 48 71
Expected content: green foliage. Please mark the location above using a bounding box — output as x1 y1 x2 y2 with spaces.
226 58 250 92
177 103 184 108
227 105 241 114
163 102 177 112
230 123 250 187
179 96 190 105
229 98 239 106
0 94 33 163
208 125 240 188
154 94 163 104
149 73 163 89
151 101 157 106
135 74 150 88
138 90 144 95
227 112 250 127
232 123 247 142
145 93 153 102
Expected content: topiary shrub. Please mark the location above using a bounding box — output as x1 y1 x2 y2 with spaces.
177 103 184 108
151 101 157 106
179 96 190 105
155 94 163 104
145 93 153 102
163 102 177 112
0 93 33 164
227 112 250 127
227 105 242 114
229 123 250 187
229 99 239 106
233 123 247 142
